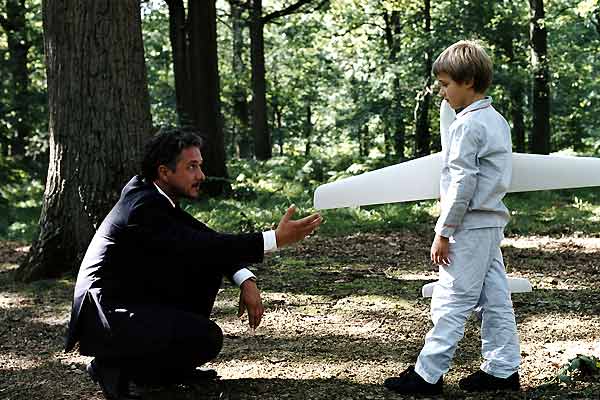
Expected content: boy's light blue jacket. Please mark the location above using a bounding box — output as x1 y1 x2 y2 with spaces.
436 97 512 238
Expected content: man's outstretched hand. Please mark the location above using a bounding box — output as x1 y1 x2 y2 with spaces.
275 205 322 248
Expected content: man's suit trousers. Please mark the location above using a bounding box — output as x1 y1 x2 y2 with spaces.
78 271 224 383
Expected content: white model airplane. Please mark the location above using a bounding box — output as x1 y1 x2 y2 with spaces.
314 100 600 297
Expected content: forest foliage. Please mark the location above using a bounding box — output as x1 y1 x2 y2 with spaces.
1 0 599 240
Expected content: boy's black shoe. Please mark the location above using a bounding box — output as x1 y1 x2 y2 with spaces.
384 365 443 395
86 359 142 400
459 370 520 392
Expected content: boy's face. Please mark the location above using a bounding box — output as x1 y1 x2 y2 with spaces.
436 72 475 110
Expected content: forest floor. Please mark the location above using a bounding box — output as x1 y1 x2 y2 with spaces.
1 230 600 400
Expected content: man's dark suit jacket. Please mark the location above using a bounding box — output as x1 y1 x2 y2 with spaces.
65 175 264 352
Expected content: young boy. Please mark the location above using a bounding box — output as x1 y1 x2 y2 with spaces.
384 40 521 395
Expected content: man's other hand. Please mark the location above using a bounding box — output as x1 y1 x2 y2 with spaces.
238 279 264 330
275 205 322 248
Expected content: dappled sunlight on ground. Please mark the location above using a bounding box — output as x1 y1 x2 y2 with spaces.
1 232 599 399
504 236 600 252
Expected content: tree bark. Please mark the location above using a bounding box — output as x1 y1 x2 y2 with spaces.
166 0 193 125
510 90 526 153
250 0 271 160
248 0 319 160
274 101 284 156
359 126 369 158
17 0 152 282
230 0 251 158
188 0 228 194
497 26 526 153
414 0 432 157
1 0 32 158
383 9 405 160
304 103 312 157
164 0 229 193
528 0 551 154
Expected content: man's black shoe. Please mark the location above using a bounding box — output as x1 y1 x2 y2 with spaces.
459 370 520 392
86 359 142 400
131 367 219 387
181 368 219 384
384 365 443 395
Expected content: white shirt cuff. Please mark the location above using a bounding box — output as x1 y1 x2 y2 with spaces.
232 268 256 287
262 230 277 253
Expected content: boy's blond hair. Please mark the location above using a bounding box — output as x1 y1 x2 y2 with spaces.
432 40 493 93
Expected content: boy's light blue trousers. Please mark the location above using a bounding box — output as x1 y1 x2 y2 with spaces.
415 227 521 384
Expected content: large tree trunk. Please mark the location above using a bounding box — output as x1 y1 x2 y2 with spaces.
529 0 551 154
414 0 432 157
17 0 152 282
1 0 32 158
188 0 228 194
165 0 229 194
250 0 271 160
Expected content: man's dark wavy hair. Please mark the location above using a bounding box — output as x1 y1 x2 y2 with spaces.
141 126 204 181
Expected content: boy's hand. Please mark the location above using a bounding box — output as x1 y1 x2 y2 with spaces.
431 234 451 266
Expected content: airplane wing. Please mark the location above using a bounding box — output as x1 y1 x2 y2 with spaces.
315 99 600 210
313 152 600 210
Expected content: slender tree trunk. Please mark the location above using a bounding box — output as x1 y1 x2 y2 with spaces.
248 0 316 160
393 77 406 160
501 34 527 153
360 126 369 158
1 0 32 158
274 103 284 156
383 10 406 160
166 0 193 125
250 0 271 160
188 0 229 194
304 103 312 157
510 90 526 153
414 0 432 157
569 117 585 152
271 71 284 156
528 0 551 154
230 1 251 158
17 0 152 282
164 0 228 193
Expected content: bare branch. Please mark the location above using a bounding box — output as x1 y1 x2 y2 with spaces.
262 0 314 24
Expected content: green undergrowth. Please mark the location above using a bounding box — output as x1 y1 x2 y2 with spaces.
0 164 43 242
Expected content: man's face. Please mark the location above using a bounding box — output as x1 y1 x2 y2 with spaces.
436 72 473 110
162 146 206 200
